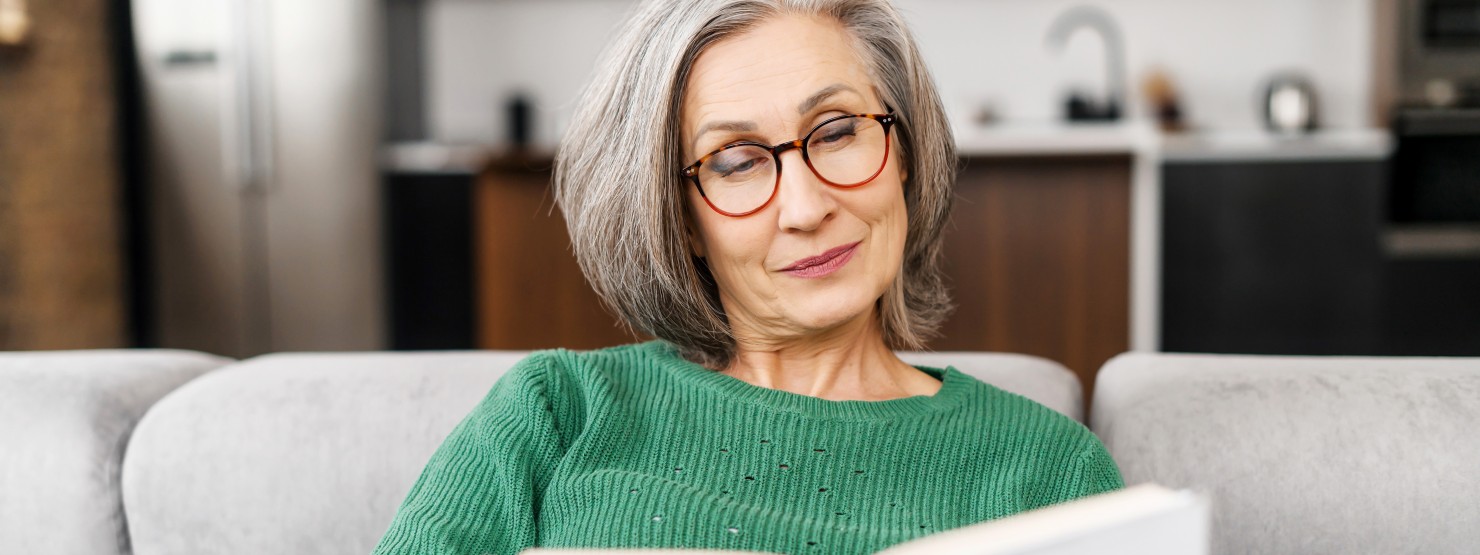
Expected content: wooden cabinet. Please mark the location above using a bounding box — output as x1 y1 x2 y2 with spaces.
935 155 1131 407
473 159 643 350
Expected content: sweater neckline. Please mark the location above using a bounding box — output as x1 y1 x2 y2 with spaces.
645 341 971 421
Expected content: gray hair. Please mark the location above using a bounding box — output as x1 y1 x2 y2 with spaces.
554 0 956 369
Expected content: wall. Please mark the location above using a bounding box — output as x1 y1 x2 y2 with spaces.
425 0 1375 147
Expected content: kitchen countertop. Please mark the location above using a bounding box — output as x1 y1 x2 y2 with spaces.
382 142 496 174
381 142 556 174
1159 128 1393 162
953 119 1393 161
953 120 1158 157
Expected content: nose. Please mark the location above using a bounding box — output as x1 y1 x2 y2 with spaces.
773 145 837 232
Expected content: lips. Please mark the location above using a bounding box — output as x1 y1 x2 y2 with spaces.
780 241 861 278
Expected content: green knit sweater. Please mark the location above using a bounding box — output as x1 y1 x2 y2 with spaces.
371 341 1123 555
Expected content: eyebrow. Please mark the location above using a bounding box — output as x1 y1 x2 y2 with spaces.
796 83 858 115
690 83 861 152
692 120 757 150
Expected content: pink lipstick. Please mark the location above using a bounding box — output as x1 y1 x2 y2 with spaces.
781 241 860 278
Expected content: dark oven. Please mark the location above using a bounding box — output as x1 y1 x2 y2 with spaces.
1391 0 1480 223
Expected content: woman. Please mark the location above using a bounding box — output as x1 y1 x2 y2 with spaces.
373 1 1122 553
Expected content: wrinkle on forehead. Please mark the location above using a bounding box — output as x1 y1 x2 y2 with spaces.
680 13 879 156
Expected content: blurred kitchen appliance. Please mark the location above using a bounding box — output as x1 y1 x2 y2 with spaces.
1398 0 1480 108
1261 73 1319 133
506 92 533 148
1391 108 1480 222
1389 0 1480 223
131 0 385 357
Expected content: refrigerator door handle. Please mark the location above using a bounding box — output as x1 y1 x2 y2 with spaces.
161 49 217 67
228 0 273 194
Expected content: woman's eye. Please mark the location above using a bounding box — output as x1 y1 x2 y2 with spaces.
712 154 767 177
722 159 755 175
819 129 854 143
813 121 858 145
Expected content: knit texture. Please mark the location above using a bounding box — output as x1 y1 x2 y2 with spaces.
371 341 1123 555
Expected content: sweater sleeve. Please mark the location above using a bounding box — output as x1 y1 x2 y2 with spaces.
1035 435 1126 509
1069 438 1126 497
1059 438 1124 503
372 352 567 555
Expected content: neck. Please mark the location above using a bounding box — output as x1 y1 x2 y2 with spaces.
721 309 941 401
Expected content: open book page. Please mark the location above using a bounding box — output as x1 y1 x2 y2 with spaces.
524 484 1209 555
875 484 1209 555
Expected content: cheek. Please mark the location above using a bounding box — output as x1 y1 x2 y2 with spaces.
863 173 908 234
888 196 907 245
884 187 909 267
686 190 771 280
884 156 910 245
860 175 909 274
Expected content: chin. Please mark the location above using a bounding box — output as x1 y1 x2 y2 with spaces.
783 284 882 332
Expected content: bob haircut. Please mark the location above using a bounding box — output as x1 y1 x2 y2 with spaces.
554 0 956 369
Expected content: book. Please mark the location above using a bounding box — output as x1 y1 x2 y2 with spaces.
524 483 1210 555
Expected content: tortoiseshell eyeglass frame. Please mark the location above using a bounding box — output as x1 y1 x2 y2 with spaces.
680 110 898 217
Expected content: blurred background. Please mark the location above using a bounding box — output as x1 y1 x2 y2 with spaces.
2 0 1477 401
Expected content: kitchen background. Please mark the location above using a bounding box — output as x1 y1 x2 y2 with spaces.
425 0 1376 144
2 0 1477 404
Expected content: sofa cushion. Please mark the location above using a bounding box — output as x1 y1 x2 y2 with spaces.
122 351 526 555
1091 352 1480 555
121 348 1080 555
0 349 229 555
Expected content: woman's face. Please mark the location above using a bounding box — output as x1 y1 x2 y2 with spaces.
680 13 908 343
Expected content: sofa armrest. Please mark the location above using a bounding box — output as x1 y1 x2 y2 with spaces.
0 349 230 555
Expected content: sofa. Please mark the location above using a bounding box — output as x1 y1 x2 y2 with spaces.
2 347 1476 555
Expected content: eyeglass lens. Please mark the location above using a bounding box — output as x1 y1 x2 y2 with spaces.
695 116 887 215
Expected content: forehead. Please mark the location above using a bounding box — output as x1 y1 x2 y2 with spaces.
682 14 875 126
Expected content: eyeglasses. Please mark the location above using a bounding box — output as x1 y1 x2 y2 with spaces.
680 111 898 217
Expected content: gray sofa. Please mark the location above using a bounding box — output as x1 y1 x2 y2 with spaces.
1092 352 1480 554
2 347 1476 555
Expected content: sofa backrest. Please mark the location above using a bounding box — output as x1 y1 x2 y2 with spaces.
0 349 230 555
1091 352 1480 555
120 348 1081 555
896 350 1082 422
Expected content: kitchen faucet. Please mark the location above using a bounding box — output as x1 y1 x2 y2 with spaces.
1044 5 1125 122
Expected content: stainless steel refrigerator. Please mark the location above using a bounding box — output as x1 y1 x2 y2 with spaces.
132 0 385 357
